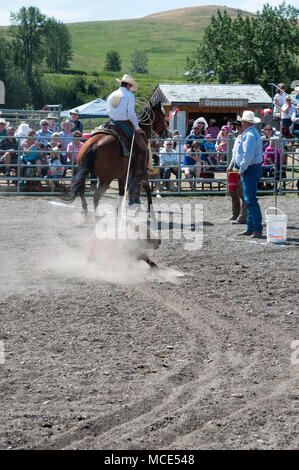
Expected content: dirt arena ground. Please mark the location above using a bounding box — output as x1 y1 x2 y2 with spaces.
0 193 298 450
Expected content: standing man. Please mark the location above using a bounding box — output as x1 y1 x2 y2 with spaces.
229 111 263 239
106 73 147 182
227 120 247 224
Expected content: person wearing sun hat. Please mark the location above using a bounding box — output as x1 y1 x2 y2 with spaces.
70 108 83 134
106 73 147 182
228 110 263 239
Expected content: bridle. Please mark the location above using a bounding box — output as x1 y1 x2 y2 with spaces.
138 105 167 139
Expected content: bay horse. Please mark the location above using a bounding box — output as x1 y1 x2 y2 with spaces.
61 101 168 218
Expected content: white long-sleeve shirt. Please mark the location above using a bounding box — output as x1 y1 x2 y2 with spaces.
106 86 140 130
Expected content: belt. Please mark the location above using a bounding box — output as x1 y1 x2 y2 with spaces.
248 162 262 167
235 162 262 172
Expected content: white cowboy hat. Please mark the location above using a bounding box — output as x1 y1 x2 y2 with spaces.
241 110 261 124
116 74 138 91
0 118 7 124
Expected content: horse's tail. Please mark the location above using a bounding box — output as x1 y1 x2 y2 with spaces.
67 135 100 198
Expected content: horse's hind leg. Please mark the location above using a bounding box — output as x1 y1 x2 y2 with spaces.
79 188 88 222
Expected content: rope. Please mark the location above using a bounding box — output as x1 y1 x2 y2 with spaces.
119 132 135 233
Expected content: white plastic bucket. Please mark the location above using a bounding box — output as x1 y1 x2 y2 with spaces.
265 207 288 245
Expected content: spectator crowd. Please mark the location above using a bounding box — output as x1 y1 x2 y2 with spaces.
0 108 84 191
1 83 299 194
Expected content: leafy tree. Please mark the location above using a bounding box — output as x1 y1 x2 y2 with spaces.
104 50 122 72
130 49 148 74
2 59 33 108
252 3 299 86
44 18 73 71
9 6 46 76
185 2 299 88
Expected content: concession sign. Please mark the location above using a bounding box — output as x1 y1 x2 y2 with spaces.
199 98 249 107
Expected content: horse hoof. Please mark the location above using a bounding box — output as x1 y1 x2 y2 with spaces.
60 191 76 203
149 261 158 269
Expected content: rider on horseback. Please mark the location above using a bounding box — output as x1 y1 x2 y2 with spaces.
106 74 148 183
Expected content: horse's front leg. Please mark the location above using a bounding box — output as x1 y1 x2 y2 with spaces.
142 182 155 219
137 252 158 269
93 181 111 223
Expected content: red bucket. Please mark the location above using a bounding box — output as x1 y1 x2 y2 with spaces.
228 171 240 191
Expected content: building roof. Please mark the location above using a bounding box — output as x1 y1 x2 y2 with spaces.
151 83 272 106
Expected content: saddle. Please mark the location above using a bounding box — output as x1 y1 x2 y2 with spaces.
91 121 132 157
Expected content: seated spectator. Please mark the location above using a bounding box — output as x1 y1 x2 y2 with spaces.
46 132 62 154
183 141 203 190
70 109 83 134
0 126 19 183
227 119 236 136
20 130 42 178
216 125 229 165
15 122 30 146
262 125 279 150
159 139 179 191
66 130 84 166
36 119 53 147
59 120 74 165
193 117 208 136
44 147 64 192
262 143 281 188
204 134 219 169
281 96 296 137
0 118 7 138
184 122 206 154
47 113 59 133
208 119 220 139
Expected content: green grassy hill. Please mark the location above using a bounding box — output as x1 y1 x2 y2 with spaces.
0 6 255 110
67 5 254 78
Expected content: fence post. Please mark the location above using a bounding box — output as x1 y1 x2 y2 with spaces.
226 133 233 195
279 137 284 194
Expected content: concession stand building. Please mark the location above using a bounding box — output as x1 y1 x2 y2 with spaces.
149 83 272 136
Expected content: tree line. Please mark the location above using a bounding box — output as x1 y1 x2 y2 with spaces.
185 2 299 90
0 5 149 109
1 3 298 110
0 6 73 108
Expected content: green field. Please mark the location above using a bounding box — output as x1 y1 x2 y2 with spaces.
0 6 254 108
67 6 253 78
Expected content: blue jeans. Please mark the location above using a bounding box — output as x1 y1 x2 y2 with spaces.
241 164 263 233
